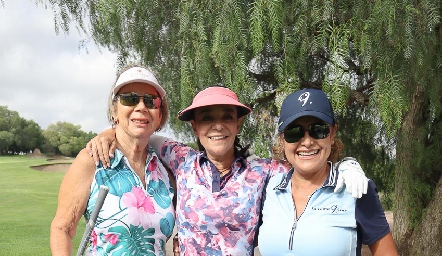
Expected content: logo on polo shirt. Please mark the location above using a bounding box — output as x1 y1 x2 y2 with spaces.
312 204 348 214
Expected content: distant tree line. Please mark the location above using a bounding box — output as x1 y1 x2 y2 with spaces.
0 106 96 157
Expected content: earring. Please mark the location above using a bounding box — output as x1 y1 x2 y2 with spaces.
112 118 119 128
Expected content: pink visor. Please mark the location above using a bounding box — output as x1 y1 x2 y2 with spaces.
178 86 252 121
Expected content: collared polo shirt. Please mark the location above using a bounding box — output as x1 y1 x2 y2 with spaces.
258 163 390 256
158 139 288 256
86 148 175 255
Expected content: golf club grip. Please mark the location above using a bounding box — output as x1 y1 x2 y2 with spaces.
76 185 109 256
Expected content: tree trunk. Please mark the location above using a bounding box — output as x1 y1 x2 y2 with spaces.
394 86 442 255
409 177 442 254
394 88 421 255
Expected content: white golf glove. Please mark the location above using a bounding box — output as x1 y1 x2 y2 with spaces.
334 157 368 198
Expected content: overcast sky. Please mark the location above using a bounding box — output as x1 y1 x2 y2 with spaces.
0 0 120 134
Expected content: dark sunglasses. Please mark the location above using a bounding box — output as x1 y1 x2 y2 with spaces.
116 92 162 109
283 123 331 143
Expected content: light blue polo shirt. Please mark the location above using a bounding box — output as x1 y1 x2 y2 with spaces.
258 163 390 256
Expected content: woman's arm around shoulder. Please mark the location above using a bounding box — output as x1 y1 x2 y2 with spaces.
50 149 96 256
86 128 116 168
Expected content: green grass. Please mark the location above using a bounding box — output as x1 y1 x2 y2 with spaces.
0 155 85 255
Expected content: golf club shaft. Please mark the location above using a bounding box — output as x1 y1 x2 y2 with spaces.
76 185 109 256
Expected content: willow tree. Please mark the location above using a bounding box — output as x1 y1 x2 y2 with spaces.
39 0 441 254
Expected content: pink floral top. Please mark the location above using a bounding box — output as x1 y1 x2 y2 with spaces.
159 140 287 255
85 148 175 255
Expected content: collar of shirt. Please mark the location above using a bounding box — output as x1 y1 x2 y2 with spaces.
108 147 159 170
198 151 247 192
273 161 338 191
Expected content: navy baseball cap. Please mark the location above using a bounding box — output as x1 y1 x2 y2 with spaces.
278 88 335 132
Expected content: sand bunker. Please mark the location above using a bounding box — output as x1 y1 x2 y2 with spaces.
31 163 71 172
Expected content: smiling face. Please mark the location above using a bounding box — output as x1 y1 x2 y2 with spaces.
283 116 337 176
190 105 243 161
112 82 162 141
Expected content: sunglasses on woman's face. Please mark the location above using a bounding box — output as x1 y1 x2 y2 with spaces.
116 92 162 109
283 123 331 143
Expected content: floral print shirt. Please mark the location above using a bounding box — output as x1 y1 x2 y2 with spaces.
159 140 287 256
84 147 175 255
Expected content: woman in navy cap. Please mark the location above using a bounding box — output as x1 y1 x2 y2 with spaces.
258 88 398 255
87 86 369 255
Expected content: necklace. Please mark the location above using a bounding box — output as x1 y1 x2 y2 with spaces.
217 166 231 177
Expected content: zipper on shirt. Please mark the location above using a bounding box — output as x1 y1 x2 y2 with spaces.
288 185 324 250
288 218 297 250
